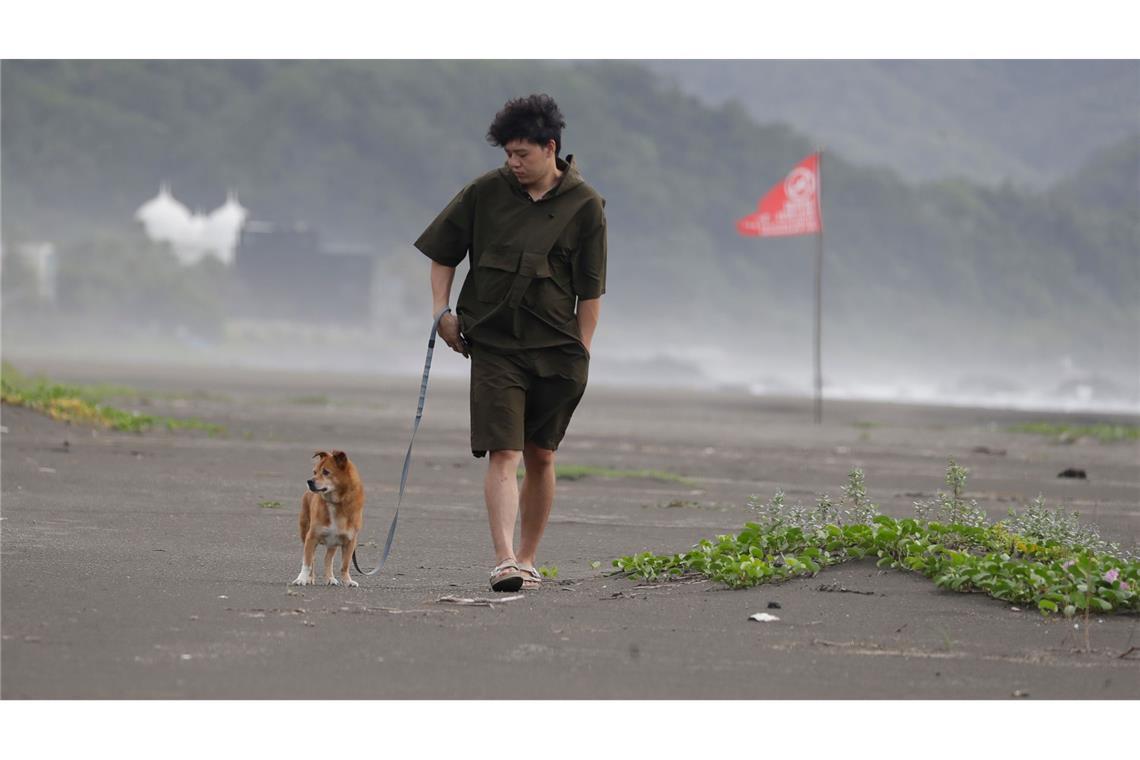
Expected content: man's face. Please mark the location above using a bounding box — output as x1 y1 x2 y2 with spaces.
504 138 556 187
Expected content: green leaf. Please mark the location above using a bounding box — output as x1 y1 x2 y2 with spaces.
1091 597 1112 612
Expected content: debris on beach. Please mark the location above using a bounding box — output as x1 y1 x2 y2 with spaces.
436 595 523 607
1057 467 1087 479
767 601 782 609
817 583 878 596
749 612 780 622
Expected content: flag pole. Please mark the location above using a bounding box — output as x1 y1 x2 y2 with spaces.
814 148 824 425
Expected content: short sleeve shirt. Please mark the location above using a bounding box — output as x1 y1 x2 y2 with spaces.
414 154 606 352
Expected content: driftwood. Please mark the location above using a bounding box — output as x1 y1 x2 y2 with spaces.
436 595 524 607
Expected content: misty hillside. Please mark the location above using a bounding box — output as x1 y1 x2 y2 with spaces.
645 60 1140 188
2 60 1137 394
1051 134 1140 216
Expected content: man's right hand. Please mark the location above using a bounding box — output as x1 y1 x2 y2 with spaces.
437 312 469 358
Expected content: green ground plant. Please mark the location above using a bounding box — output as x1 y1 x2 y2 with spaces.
615 464 1138 617
518 465 695 486
1 362 225 435
287 395 331 406
1009 421 1140 443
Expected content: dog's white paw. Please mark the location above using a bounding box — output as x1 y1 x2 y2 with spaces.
325 576 340 586
291 569 314 586
342 578 359 588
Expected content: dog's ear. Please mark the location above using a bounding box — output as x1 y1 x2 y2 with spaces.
313 450 329 461
332 451 348 469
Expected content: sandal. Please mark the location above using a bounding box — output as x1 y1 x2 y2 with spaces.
518 564 543 590
489 560 525 592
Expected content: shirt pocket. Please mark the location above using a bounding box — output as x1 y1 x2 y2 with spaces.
475 244 521 303
519 250 552 279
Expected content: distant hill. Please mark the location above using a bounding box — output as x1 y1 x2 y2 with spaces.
644 60 1140 188
1051 133 1140 216
2 60 1137 393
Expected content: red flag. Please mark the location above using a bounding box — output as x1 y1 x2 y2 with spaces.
736 153 822 237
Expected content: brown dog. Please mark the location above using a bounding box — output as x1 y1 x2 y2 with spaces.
290 450 365 587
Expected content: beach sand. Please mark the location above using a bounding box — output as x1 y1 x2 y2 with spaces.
2 359 1138 698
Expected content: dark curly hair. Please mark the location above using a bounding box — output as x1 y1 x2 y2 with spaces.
486 93 567 156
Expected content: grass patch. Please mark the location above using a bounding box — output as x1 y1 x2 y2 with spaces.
1 362 225 435
516 464 695 486
642 498 726 511
660 498 703 508
615 463 1138 619
1009 421 1140 443
286 395 331 406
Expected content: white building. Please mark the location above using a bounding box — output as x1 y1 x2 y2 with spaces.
14 242 58 303
134 184 248 265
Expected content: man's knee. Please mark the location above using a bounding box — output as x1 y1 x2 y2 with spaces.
523 442 556 470
488 449 523 472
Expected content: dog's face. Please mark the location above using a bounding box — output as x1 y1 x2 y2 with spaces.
307 450 350 494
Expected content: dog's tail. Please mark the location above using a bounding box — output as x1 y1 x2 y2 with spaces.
298 496 310 542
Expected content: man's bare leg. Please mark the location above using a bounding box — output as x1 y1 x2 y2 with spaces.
517 442 556 568
485 449 523 564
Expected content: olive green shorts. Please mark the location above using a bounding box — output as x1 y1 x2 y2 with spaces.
468 343 590 458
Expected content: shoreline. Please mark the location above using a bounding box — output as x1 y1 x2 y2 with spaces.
5 352 1139 422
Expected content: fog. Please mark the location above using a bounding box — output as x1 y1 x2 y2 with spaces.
4 273 1134 415
3 60 1137 415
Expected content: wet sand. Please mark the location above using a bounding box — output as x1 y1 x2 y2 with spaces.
2 359 1138 698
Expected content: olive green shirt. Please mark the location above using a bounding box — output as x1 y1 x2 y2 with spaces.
414 154 607 352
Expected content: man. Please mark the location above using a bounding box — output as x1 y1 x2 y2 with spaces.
414 93 606 592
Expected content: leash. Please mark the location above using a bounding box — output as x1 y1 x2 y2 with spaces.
352 305 453 577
